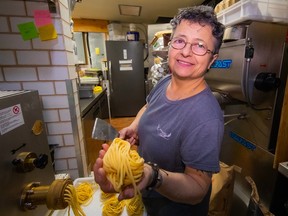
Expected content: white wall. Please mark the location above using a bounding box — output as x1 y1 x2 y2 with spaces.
0 0 87 179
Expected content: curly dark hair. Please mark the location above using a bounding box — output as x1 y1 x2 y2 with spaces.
170 5 225 54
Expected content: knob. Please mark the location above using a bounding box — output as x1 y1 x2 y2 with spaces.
254 72 281 92
33 154 48 169
12 152 49 172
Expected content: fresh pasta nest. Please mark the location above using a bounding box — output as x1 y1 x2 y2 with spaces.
103 138 144 193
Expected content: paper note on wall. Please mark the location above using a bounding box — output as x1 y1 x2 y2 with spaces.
34 10 52 27
38 23 57 41
17 22 39 41
95 47 100 55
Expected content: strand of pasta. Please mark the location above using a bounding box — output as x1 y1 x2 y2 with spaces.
75 182 95 206
102 194 126 216
103 138 144 194
100 191 117 202
125 194 145 216
102 138 145 215
64 184 86 216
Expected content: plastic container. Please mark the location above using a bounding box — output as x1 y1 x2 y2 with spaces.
127 31 139 41
217 0 288 26
127 23 139 41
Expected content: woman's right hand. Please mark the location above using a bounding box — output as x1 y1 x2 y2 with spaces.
118 126 139 145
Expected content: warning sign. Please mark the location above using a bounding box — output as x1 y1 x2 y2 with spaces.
0 104 24 135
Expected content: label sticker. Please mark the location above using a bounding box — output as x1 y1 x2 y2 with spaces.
211 59 232 68
0 104 24 135
229 131 256 151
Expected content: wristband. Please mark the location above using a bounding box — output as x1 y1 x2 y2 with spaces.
146 162 163 190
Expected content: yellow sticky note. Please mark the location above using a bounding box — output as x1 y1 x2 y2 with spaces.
38 23 57 41
95 47 100 55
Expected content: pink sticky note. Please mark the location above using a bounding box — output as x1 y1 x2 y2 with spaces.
34 10 52 27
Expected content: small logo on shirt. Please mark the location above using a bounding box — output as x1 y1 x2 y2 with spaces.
157 124 171 140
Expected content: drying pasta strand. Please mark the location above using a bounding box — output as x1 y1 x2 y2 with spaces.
103 138 144 193
126 194 145 216
64 184 86 216
102 138 145 215
75 182 95 206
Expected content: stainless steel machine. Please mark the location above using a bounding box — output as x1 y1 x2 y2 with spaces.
205 21 288 215
0 90 73 215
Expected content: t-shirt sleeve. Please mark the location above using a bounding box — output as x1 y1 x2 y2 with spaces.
180 118 223 173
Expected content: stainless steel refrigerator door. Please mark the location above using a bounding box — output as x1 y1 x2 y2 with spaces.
106 41 146 117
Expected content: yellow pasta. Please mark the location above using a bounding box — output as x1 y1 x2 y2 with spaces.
64 184 86 216
103 138 144 193
101 191 117 202
75 182 95 206
125 194 145 216
102 195 126 216
102 138 145 215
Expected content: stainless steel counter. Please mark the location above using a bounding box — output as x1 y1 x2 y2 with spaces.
79 89 106 118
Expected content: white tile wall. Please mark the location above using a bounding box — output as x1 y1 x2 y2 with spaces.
43 110 60 122
10 17 35 33
68 158 78 169
50 51 68 65
0 17 9 32
0 82 22 90
59 2 70 23
0 71 4 81
25 1 49 16
0 51 16 65
67 51 76 66
0 35 31 49
69 66 77 80
59 109 71 121
1 1 26 16
42 95 69 108
38 66 69 80
54 159 68 170
64 36 73 52
55 146 76 158
0 0 84 179
64 134 75 145
23 81 55 95
32 35 65 50
47 122 73 134
4 67 37 81
53 18 64 35
17 51 50 65
47 135 64 146
62 21 72 38
59 0 69 9
55 81 67 94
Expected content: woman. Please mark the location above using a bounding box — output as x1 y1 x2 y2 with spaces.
94 5 225 216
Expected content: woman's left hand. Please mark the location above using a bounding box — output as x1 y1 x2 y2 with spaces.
93 144 116 193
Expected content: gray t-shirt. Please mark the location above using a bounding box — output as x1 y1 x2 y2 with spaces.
138 75 224 215
138 75 224 173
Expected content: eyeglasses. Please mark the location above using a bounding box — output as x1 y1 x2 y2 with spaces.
169 38 214 56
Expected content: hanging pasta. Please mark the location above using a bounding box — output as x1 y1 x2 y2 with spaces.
64 184 86 216
103 138 144 194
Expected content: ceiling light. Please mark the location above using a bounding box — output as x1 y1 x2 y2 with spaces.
119 4 141 16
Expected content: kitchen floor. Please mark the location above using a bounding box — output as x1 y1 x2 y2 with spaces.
109 117 135 131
